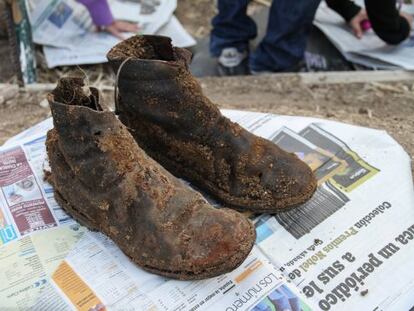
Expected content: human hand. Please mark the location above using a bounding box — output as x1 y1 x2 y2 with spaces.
348 9 368 39
400 11 413 31
104 21 139 40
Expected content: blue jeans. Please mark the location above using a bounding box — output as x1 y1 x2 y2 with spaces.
210 0 322 72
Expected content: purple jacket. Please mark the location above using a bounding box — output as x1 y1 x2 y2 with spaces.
77 0 114 27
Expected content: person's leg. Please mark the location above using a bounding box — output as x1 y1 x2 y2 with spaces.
210 0 257 57
250 0 322 73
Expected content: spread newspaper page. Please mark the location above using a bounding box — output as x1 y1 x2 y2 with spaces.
1 109 413 310
24 0 195 67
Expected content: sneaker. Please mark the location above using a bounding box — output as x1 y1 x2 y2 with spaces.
217 47 249 76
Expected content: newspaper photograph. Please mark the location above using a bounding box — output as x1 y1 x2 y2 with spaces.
299 124 379 193
269 127 346 184
0 145 57 237
0 131 75 246
0 109 413 310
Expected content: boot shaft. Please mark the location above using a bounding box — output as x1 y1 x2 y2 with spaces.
107 36 222 134
49 78 158 191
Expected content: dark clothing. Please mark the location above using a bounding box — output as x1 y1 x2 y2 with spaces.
210 0 411 72
210 0 257 57
326 0 361 22
365 0 411 45
210 0 321 72
327 0 411 45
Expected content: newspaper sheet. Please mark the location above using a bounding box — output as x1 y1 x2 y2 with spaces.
33 235 310 311
1 109 413 310
314 2 414 69
42 15 196 68
25 0 195 68
223 110 414 310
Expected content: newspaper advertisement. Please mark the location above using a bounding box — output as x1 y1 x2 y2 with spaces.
1 109 414 310
25 0 195 67
0 132 75 245
314 1 414 69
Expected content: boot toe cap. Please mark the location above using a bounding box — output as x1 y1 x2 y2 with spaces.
263 153 317 211
179 208 256 279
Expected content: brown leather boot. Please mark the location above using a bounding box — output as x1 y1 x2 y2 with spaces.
46 78 255 280
107 35 317 213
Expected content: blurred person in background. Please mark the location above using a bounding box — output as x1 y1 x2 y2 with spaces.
78 0 138 39
210 0 413 76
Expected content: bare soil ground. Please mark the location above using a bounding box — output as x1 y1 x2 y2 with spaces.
175 0 216 38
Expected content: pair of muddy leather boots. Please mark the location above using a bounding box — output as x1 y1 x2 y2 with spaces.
46 35 317 280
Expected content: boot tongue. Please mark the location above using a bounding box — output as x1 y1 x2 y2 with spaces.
50 77 101 111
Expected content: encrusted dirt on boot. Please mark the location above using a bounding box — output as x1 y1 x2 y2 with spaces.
107 35 317 213
46 77 255 280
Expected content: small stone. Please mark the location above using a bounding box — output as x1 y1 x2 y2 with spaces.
0 85 19 102
359 107 368 114
0 95 4 105
39 99 49 108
